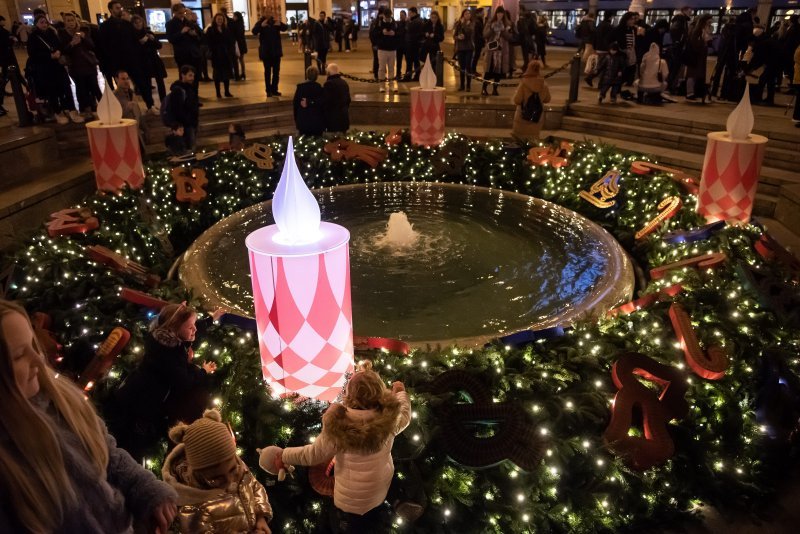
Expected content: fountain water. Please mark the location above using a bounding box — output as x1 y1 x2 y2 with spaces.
376 212 419 248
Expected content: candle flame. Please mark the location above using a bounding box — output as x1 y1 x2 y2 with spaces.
96 84 122 125
726 89 754 141
272 137 321 244
419 59 436 90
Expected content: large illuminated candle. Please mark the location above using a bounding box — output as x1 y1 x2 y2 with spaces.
410 60 446 147
246 138 354 401
697 91 768 224
86 86 145 192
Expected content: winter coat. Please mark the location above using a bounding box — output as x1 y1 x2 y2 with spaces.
395 19 407 49
594 19 613 51
293 80 325 135
58 26 98 76
252 18 288 60
323 74 351 132
163 445 272 533
27 27 70 97
576 16 596 46
483 18 513 75
282 391 411 515
0 392 177 533
377 18 398 51
205 25 236 81
473 16 485 48
230 16 248 55
595 51 626 86
406 14 424 47
453 20 475 52
685 29 710 80
421 19 444 59
166 16 203 67
794 45 800 85
639 43 669 90
135 27 167 79
512 76 551 139
97 16 140 77
311 17 332 52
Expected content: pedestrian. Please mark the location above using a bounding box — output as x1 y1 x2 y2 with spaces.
0 15 19 116
576 11 596 64
421 10 444 70
163 409 273 533
684 14 713 102
166 3 203 94
792 44 800 126
612 12 638 87
482 6 512 96
405 7 423 80
161 65 200 154
512 60 551 140
517 6 535 72
746 24 782 105
343 16 352 52
58 12 100 116
113 69 147 153
109 301 217 461
535 14 549 68
96 1 140 90
395 10 407 82
637 43 669 103
595 42 626 103
334 17 344 52
453 9 475 92
28 15 83 124
350 16 359 51
289 16 298 43
131 14 167 110
472 8 485 74
206 13 235 99
252 10 287 98
185 10 210 82
711 17 738 101
376 8 398 93
0 299 178 533
231 12 248 81
311 11 332 71
293 65 325 136
369 13 381 80
323 63 351 133
262 360 410 534
779 16 799 86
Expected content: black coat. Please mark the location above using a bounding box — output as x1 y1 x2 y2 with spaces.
27 27 70 97
311 17 333 52
230 16 248 54
421 19 444 57
323 74 351 132
135 27 167 79
166 16 202 66
293 80 325 135
377 19 398 51
166 80 199 128
0 26 16 68
252 18 287 60
205 25 236 80
58 26 98 76
406 14 424 47
97 16 139 77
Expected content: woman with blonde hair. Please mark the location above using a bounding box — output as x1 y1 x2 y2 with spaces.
0 299 177 532
511 60 551 140
110 302 218 462
263 360 410 532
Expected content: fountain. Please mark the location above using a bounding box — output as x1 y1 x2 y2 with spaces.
180 182 634 346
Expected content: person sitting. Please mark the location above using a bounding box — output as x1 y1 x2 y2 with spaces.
163 409 273 533
109 302 218 462
113 69 146 153
0 299 177 532
323 63 351 133
293 65 325 136
637 43 670 104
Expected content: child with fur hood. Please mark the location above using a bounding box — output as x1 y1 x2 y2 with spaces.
263 360 410 532
163 409 273 533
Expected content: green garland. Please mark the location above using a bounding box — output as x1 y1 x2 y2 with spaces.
7 132 800 533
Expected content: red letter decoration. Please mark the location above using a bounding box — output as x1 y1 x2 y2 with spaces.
242 143 274 169
669 303 728 380
119 287 170 310
604 352 689 470
630 161 700 194
86 245 161 287
607 284 684 318
353 336 410 355
527 146 568 168
324 139 389 168
754 233 800 279
46 208 99 238
171 167 208 203
579 170 622 209
635 196 683 240
649 252 727 280
80 327 131 391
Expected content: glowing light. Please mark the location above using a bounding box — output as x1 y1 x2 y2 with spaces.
96 84 122 125
272 137 322 244
726 89 754 141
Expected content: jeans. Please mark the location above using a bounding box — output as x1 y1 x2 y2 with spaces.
377 49 396 82
396 46 405 79
405 44 420 79
599 82 621 100
262 56 281 94
456 50 473 88
72 72 101 111
372 47 379 79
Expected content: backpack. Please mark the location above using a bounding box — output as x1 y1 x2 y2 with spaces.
521 91 543 123
160 86 186 127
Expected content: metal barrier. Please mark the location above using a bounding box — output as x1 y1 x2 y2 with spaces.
568 51 581 103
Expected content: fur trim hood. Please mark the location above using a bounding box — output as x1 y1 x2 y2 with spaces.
150 327 183 348
322 396 402 454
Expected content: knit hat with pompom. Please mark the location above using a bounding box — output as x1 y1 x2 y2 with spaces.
169 409 236 470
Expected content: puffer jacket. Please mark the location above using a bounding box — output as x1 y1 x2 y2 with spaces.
282 391 411 515
163 444 272 533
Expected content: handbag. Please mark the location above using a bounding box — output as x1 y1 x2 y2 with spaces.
487 39 499 51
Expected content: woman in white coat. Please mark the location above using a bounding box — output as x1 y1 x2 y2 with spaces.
637 43 669 104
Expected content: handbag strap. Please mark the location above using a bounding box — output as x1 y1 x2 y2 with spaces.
37 34 54 52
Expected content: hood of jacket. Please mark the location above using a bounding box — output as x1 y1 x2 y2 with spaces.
323 396 402 454
162 443 242 506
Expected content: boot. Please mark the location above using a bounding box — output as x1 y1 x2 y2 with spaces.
492 85 499 96
481 82 489 96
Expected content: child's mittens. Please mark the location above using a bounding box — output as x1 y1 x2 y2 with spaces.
257 446 294 481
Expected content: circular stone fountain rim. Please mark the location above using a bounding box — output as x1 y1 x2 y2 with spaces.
180 181 634 347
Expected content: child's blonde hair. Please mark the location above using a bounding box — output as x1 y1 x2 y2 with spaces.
343 360 395 410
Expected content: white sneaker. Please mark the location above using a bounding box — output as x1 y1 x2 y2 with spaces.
55 112 69 125
379 86 386 93
345 50 351 53
68 110 85 123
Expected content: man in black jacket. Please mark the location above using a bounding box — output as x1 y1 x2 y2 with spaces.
323 63 351 133
252 10 288 97
404 6 423 81
311 11 333 70
471 8 485 74
165 3 203 92
97 1 140 87
0 15 18 116
395 10 407 82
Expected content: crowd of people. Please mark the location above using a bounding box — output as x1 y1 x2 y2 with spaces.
0 297 411 532
579 7 800 115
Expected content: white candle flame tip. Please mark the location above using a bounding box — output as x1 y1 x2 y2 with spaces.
419 59 436 90
726 89 754 141
272 136 322 244
96 84 123 125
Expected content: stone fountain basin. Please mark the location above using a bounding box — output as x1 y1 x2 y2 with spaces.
180 182 634 347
